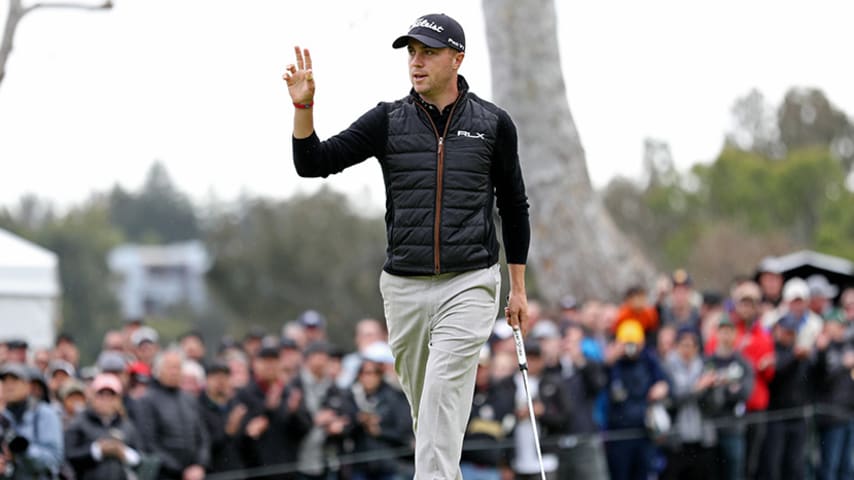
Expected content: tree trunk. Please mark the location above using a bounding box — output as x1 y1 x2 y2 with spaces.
483 0 655 303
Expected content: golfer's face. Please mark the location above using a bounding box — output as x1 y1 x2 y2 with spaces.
407 41 459 98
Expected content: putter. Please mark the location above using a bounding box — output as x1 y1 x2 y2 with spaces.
512 326 547 480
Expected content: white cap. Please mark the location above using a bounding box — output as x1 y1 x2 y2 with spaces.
782 277 810 302
362 341 394 364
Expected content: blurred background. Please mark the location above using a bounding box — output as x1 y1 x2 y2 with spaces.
1 0 852 359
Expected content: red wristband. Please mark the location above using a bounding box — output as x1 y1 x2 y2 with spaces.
293 101 314 109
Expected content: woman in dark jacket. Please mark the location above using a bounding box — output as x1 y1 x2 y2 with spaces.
64 374 143 480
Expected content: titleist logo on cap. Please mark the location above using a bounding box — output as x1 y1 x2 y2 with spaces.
411 17 445 33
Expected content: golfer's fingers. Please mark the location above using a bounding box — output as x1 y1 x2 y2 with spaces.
294 46 305 70
304 48 312 70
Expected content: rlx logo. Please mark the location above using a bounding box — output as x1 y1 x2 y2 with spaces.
456 130 485 140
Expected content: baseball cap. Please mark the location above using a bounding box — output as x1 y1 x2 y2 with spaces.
733 282 762 302
58 378 86 400
0 362 31 381
303 341 331 358
616 319 645 344
257 345 280 359
298 310 326 329
130 326 160 347
91 373 123 395
96 351 128 373
362 341 395 364
782 278 810 302
531 320 560 340
392 13 466 52
559 295 578 310
47 360 76 378
777 313 800 331
807 274 838 299
5 339 28 350
205 360 231 376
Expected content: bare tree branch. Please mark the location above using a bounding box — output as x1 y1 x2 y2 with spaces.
0 0 111 90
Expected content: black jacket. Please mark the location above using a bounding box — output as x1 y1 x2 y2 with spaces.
462 375 516 467
345 381 412 476
556 358 608 435
813 340 854 427
64 408 142 480
768 342 813 411
293 76 529 276
135 381 209 479
198 392 244 473
234 379 312 479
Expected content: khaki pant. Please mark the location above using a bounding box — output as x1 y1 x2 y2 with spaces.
380 264 501 480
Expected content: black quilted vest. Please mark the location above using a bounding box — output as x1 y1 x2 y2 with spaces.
381 91 500 276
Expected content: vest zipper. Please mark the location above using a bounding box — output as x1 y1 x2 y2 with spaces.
416 97 460 274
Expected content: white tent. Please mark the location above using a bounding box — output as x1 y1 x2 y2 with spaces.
0 228 61 349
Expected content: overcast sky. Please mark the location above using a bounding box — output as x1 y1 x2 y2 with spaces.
1 0 852 212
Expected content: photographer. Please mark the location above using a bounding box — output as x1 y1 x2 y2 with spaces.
1 363 64 479
346 356 412 480
64 374 142 479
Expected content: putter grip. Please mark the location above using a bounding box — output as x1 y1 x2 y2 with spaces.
512 327 527 369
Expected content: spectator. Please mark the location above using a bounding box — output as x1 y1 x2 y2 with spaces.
181 360 206 397
657 325 677 360
530 319 562 371
297 310 328 345
46 360 76 402
199 360 246 474
293 341 354 480
32 349 50 375
102 330 126 353
604 320 669 480
705 281 774 480
346 356 413 480
222 348 251 391
243 326 266 360
180 330 208 368
661 327 716 480
760 314 812 480
54 333 81 370
659 269 702 331
57 379 87 428
460 345 515 480
338 318 386 388
613 286 660 339
126 361 151 400
807 274 838 318
235 344 311 479
813 312 854 480
755 258 785 309
556 322 609 480
557 294 581 327
130 326 160 368
0 362 64 478
278 338 303 386
135 350 209 480
705 314 754 480
64 374 143 480
5 340 28 364
510 341 565 480
765 277 823 349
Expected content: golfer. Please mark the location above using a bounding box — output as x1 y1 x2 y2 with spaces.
284 13 530 479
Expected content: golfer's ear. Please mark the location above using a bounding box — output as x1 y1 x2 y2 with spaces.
453 52 465 69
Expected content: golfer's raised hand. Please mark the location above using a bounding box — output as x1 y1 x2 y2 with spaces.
283 46 314 104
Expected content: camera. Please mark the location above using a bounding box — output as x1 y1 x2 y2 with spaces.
0 416 30 454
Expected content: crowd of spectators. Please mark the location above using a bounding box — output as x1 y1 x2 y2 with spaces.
1 267 853 480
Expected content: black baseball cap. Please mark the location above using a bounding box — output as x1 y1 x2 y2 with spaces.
392 13 466 52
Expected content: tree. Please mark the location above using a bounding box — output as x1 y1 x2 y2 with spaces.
205 188 387 349
108 161 201 243
726 88 784 159
1 0 111 90
482 0 655 303
777 87 854 171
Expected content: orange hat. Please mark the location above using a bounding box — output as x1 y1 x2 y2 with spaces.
616 319 645 344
